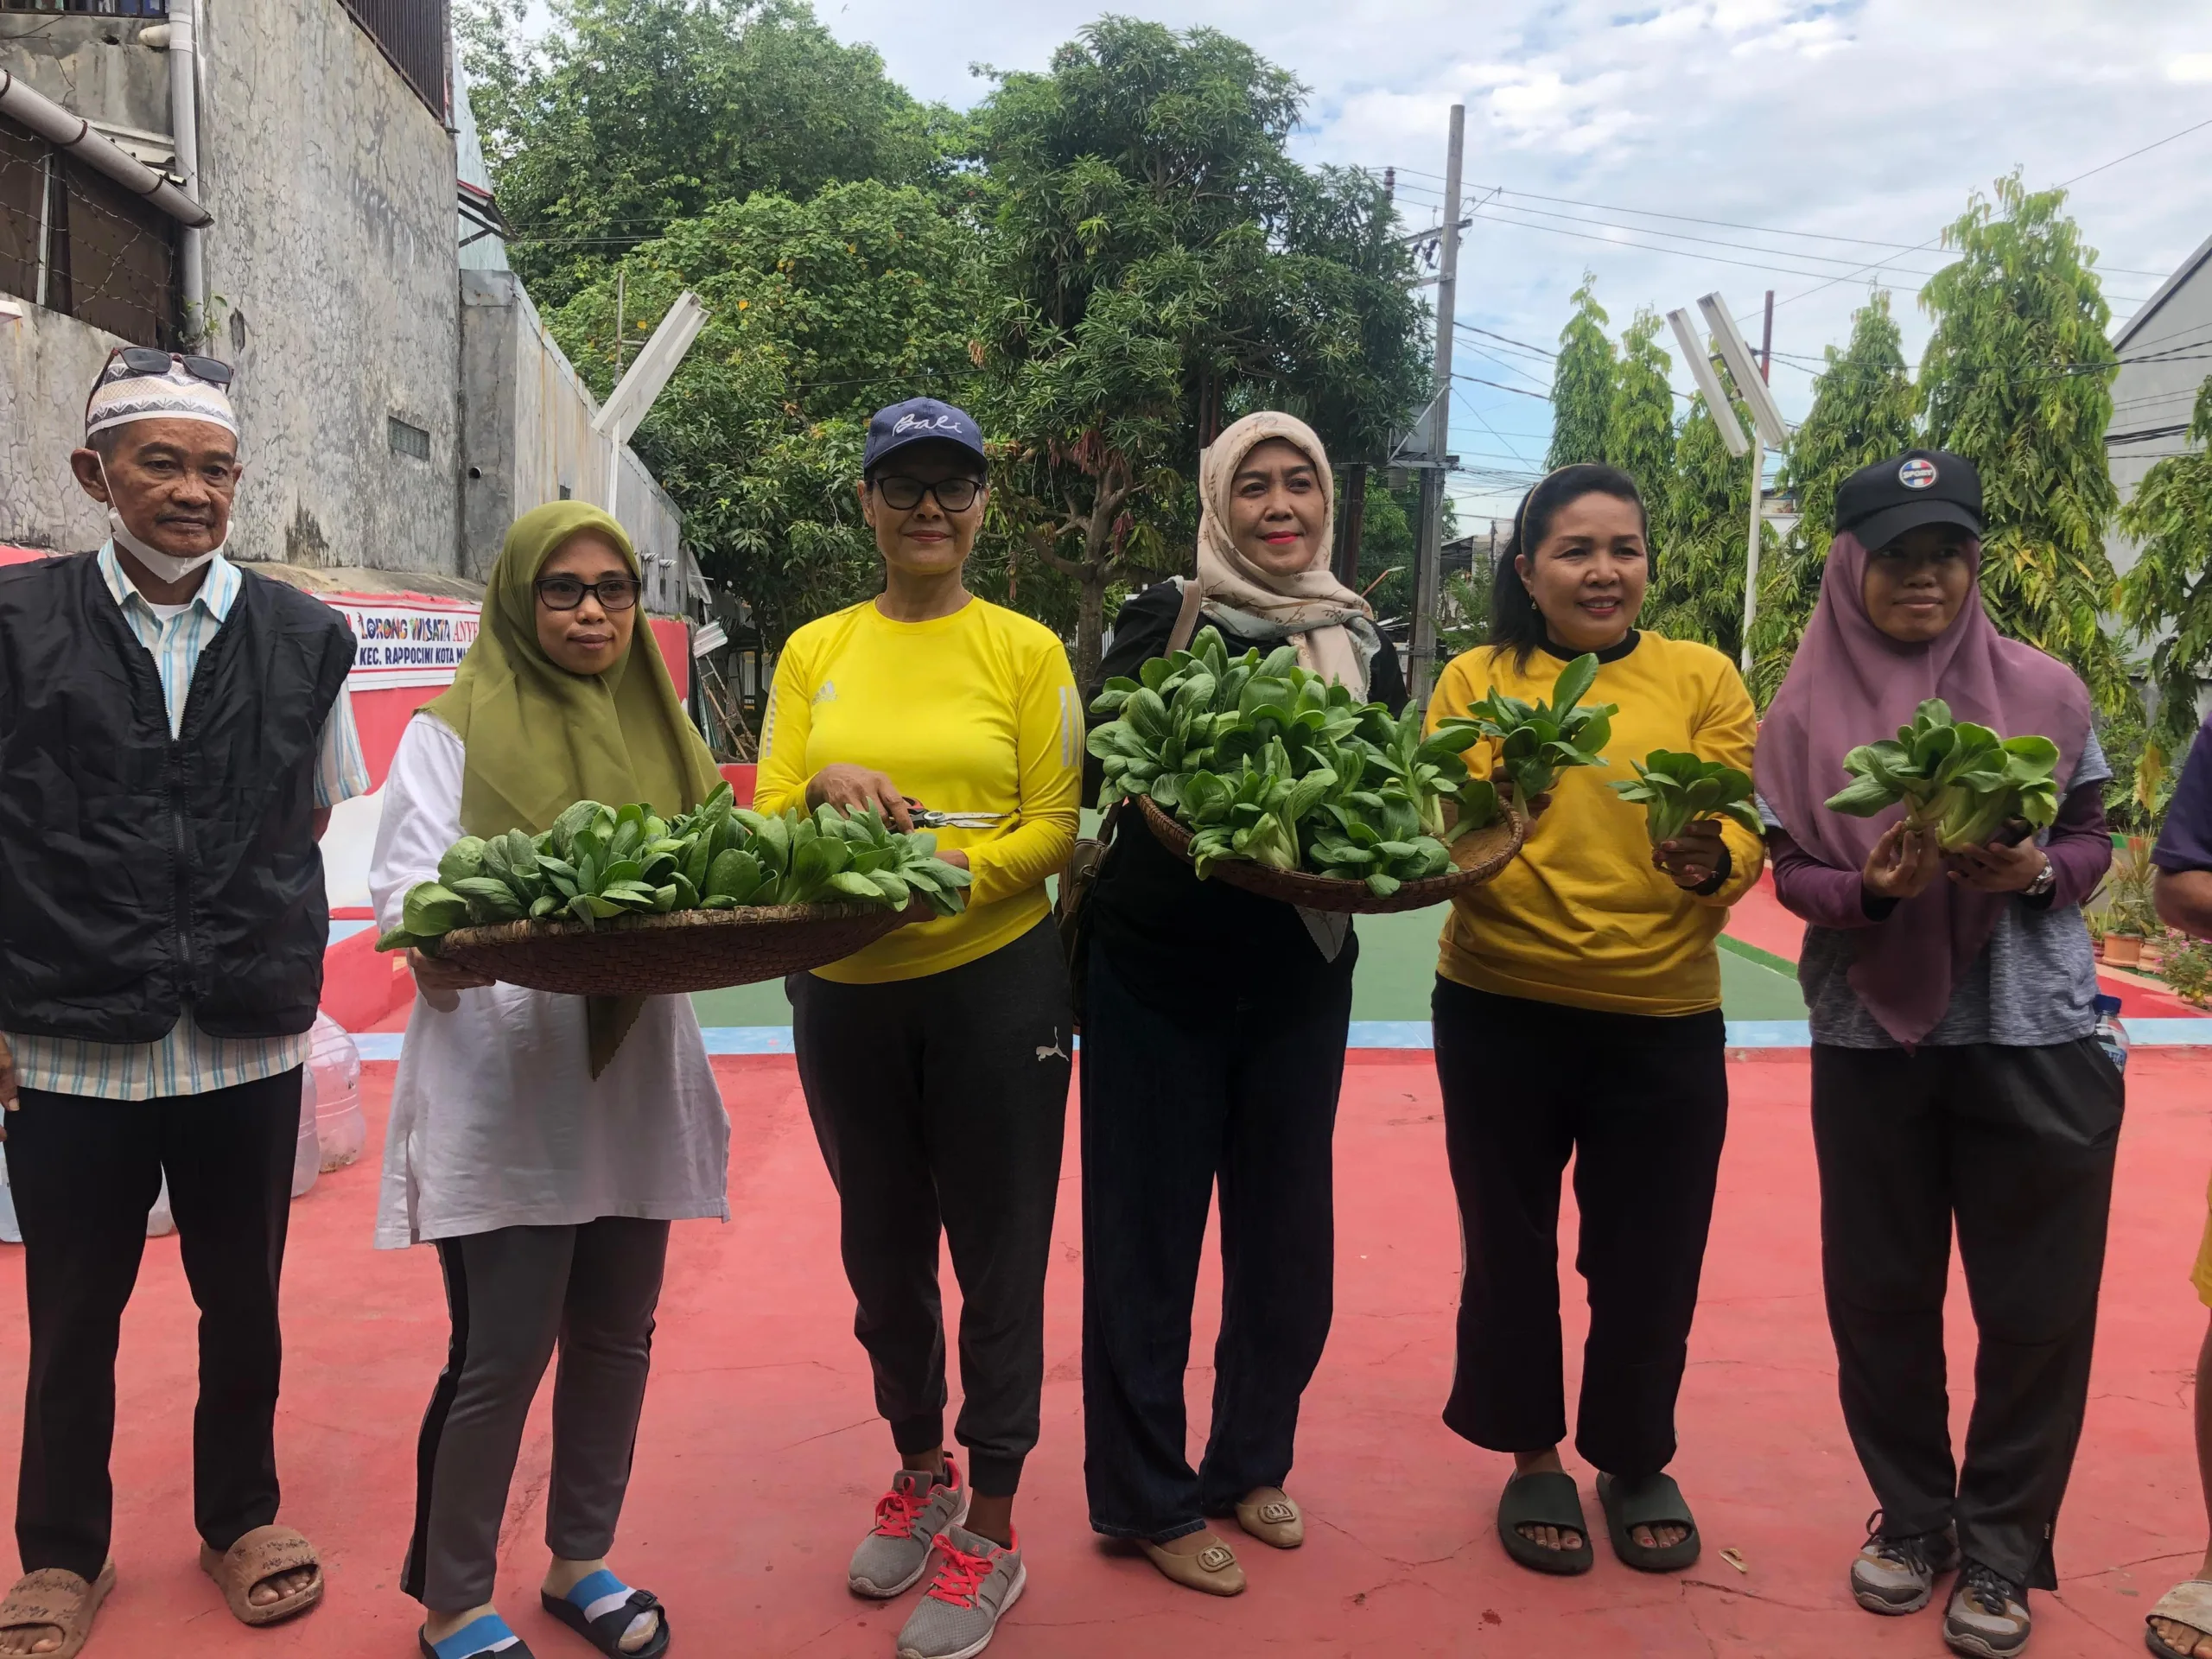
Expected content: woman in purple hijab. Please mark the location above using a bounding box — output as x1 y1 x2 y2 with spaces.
1757 448 2119 1659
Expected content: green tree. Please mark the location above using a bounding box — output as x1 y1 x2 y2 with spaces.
547 181 988 645
1919 173 2127 711
1605 307 1676 503
1547 272 1612 469
2118 375 2212 759
969 17 1427 689
459 0 948 309
1749 289 1919 702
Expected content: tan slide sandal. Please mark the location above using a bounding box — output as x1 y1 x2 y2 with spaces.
199 1524 324 1626
1140 1535 1247 1597
0 1559 115 1659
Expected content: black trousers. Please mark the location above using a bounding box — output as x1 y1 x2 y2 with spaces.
1812 1039 2122 1590
1433 978 1727 1480
789 920 1071 1497
1080 940 1350 1541
3 1069 301 1580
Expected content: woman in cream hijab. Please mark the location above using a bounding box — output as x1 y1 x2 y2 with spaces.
1077 413 1400 1597
369 503 728 1659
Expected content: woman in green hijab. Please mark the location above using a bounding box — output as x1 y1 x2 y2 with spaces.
369 504 728 1659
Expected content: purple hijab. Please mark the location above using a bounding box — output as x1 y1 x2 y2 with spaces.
1755 532 2093 1046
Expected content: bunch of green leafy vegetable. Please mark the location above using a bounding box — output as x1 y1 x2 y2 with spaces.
1086 626 1499 898
1430 653 1616 819
1823 697 2061 850
376 784 969 952
1609 751 1763 845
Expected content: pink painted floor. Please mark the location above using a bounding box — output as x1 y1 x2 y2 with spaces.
3 1050 2208 1658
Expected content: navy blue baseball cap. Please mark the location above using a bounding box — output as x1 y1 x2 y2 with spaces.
864 397 988 476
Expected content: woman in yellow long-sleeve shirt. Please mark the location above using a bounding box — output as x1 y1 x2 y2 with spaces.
753 397 1078 1659
1422 462 1760 1583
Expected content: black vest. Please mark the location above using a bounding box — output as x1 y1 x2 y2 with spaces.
0 553 357 1042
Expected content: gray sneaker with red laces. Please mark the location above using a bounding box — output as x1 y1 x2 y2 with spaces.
894 1526 1026 1659
849 1459 969 1599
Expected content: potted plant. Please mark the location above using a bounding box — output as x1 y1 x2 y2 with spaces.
2101 838 2158 969
2088 913 2107 961
2165 940 2212 1008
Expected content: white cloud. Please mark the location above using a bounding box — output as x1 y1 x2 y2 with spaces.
2169 53 2212 82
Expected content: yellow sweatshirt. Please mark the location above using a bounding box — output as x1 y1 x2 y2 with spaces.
1424 632 1762 1017
756 596 1082 983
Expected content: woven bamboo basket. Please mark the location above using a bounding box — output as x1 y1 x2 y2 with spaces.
432 902 912 996
1138 795 1525 914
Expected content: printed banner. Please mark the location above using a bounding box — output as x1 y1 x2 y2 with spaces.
327 595 482 690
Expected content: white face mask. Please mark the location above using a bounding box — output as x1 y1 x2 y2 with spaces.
96 453 228 583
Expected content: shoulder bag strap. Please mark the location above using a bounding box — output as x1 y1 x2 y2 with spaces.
1164 578 1206 658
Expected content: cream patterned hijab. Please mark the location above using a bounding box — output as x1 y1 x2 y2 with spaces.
1194 412 1380 697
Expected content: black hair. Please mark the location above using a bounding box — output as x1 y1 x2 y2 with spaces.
1487 461 1649 671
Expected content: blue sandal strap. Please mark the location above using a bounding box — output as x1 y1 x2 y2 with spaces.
541 1575 668 1659
420 1613 531 1659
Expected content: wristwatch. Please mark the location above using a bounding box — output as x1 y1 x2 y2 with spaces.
2024 854 2056 899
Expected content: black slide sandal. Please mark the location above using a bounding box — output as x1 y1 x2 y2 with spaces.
1597 1471 1701 1572
540 1582 670 1659
1496 1471 1596 1575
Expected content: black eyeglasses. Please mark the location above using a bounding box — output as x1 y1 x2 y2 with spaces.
102 347 234 389
872 475 983 512
535 575 642 612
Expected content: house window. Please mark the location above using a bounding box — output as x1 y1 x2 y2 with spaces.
337 0 448 120
388 415 431 460
0 115 178 345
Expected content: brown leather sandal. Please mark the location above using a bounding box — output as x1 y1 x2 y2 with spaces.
0 1560 115 1659
199 1524 323 1626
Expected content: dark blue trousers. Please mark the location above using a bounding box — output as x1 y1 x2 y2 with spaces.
1079 941 1350 1541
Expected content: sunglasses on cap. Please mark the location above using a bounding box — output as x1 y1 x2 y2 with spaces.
98 346 235 389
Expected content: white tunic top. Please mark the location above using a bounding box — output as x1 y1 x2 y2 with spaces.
369 714 731 1249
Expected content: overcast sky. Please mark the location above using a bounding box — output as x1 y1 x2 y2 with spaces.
813 0 2212 520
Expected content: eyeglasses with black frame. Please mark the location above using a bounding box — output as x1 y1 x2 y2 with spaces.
871 474 984 513
534 575 643 612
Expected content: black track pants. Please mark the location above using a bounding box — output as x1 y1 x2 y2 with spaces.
790 919 1072 1497
1811 1039 2122 1589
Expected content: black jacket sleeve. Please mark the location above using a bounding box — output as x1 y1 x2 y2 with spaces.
1367 635 1408 715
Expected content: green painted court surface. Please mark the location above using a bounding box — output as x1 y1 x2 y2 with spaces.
689 906 1809 1026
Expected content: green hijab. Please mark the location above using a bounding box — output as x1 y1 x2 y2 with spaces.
429 503 719 1077
429 501 720 836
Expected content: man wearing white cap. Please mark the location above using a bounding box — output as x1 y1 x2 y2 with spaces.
0 352 366 1657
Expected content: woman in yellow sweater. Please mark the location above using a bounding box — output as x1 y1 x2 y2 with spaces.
754 398 1080 1659
1423 462 1760 1580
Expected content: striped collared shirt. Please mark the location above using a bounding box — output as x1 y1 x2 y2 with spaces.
5 544 372 1101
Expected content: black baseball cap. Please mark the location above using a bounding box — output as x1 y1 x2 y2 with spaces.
863 397 988 476
1835 448 1983 551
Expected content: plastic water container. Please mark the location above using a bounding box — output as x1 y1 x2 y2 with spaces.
291 1065 320 1198
2093 992 2130 1075
308 1014 366 1172
147 1173 175 1236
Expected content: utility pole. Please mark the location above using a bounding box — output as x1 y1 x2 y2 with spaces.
1409 104 1464 707
1332 167 1395 589
1738 289 1776 677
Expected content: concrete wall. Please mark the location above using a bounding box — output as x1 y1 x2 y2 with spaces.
2107 245 2212 578
460 268 684 601
0 303 130 550
196 0 460 575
